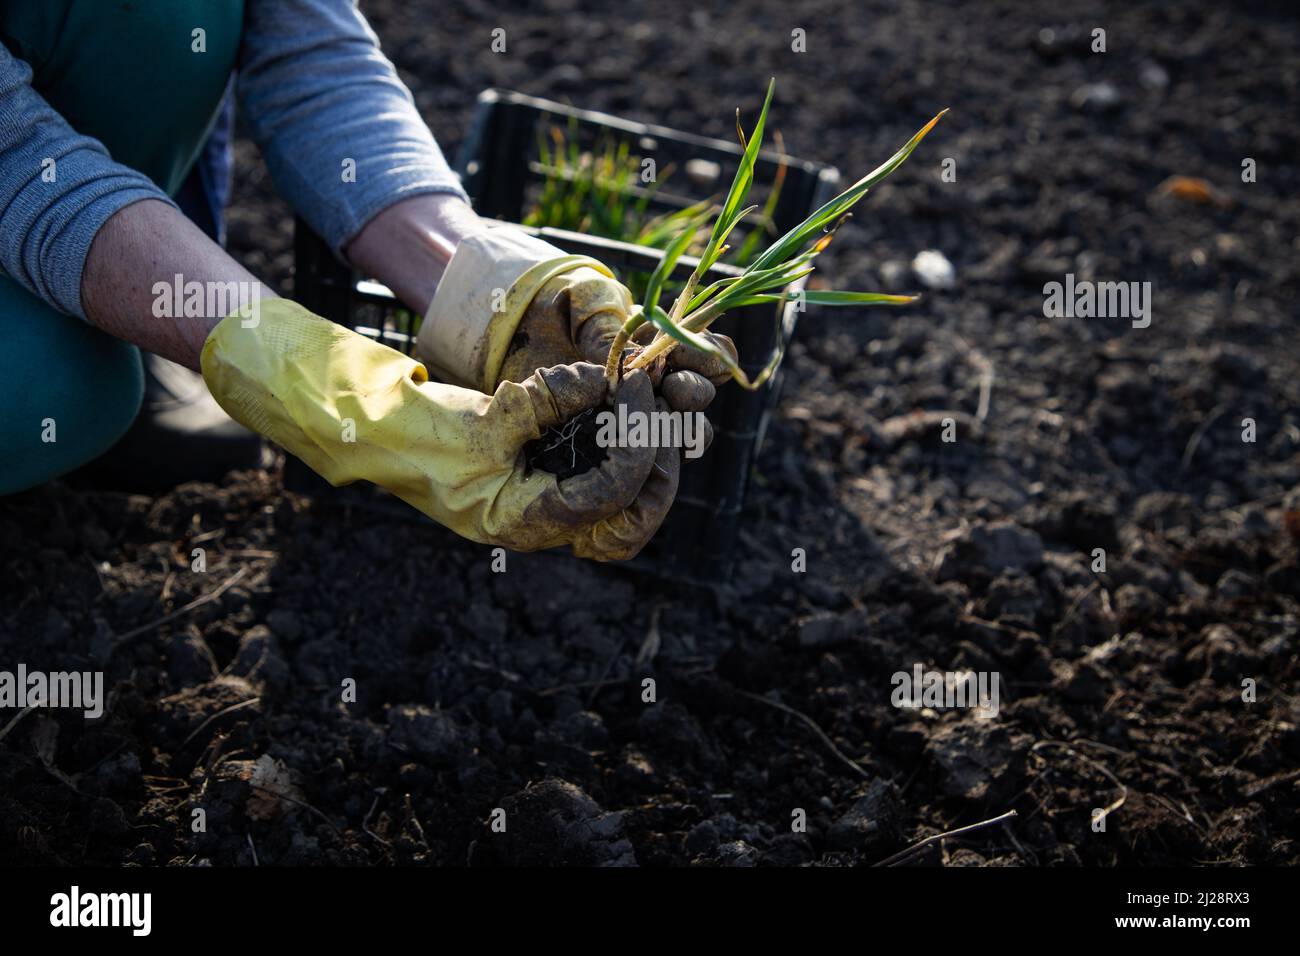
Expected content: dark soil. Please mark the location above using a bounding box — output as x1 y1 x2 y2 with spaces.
3 0 1300 866
525 407 609 479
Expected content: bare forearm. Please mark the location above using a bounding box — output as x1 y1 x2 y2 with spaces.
81 194 480 371
81 199 271 370
344 194 484 316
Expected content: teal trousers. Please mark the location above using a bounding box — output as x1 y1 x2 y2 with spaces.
0 0 241 494
0 282 144 495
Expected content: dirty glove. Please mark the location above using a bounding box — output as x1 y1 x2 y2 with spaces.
415 222 737 417
201 299 678 560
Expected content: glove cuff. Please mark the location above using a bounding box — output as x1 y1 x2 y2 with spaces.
201 300 429 487
416 223 612 393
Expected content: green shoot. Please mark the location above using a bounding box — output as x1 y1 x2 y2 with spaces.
525 113 790 303
615 81 946 390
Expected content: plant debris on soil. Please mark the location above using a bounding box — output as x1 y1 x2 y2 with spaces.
2 0 1299 867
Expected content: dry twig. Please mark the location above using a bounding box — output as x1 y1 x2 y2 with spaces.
112 566 249 648
874 810 1019 867
733 688 869 780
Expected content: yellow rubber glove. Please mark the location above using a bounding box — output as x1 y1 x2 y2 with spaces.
201 300 678 560
415 223 737 416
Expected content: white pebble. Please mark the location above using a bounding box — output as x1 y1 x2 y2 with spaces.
911 249 956 290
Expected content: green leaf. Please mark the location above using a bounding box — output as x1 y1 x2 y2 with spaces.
733 290 920 307
707 203 759 259
636 196 714 249
697 78 776 272
732 142 787 265
748 109 947 275
645 304 752 387
641 214 704 317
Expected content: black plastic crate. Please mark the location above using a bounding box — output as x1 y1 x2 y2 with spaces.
292 89 840 584
460 89 840 257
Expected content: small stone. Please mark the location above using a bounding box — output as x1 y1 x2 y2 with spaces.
1070 82 1123 113
684 158 722 189
1139 62 1169 90
911 249 956 290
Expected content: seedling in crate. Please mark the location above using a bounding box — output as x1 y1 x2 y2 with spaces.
525 121 788 301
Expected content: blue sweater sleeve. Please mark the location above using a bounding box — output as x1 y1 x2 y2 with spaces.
237 0 469 257
0 42 175 319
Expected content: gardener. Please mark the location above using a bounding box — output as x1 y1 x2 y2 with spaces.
0 0 733 560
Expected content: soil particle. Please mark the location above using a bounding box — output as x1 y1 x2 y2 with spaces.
386 704 479 768
167 627 219 687
925 722 1029 803
937 521 1045 581
794 608 871 649
487 778 637 867
228 625 289 693
826 778 904 853
697 840 760 867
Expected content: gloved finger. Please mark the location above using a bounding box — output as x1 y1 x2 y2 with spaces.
573 426 682 561
687 415 714 463
661 370 716 412
552 368 657 521
567 268 633 331
574 308 626 366
667 331 739 385
526 362 609 430
568 269 633 364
